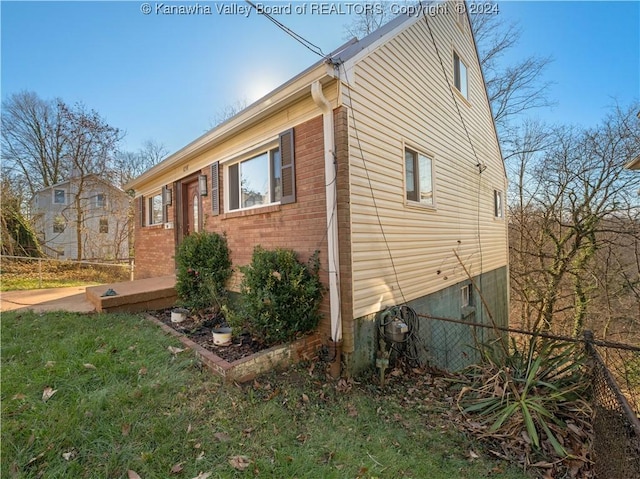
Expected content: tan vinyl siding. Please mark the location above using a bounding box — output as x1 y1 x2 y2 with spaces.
345 11 508 319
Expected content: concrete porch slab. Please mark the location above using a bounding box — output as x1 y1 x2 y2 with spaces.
86 276 177 313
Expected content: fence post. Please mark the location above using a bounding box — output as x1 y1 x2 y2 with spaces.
38 258 42 288
129 258 134 281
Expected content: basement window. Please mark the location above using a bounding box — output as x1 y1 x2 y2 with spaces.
405 147 434 206
461 283 475 318
462 284 472 308
454 52 468 99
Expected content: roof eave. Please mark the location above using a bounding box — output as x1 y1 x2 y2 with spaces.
125 61 338 192
624 155 640 170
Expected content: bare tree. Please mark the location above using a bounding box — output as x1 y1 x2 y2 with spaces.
343 3 392 39
508 104 640 337
58 102 122 260
470 10 554 130
1 91 68 196
114 139 168 188
0 166 42 256
2 92 126 260
208 99 249 129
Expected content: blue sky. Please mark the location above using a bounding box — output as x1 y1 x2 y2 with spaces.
2 1 638 155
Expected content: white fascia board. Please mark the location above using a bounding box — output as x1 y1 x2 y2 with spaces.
625 155 640 170
126 62 337 193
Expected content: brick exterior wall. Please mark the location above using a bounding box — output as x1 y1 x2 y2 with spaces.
134 202 176 279
334 106 355 354
134 114 334 342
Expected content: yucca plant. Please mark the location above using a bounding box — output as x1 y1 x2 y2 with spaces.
456 335 591 457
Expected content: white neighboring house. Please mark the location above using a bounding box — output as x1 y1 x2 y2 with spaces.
31 174 130 260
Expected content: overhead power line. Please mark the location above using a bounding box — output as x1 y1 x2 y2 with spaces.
244 0 327 59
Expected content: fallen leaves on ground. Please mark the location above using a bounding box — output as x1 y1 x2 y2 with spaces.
214 432 231 442
42 387 57 402
228 455 251 471
62 450 76 461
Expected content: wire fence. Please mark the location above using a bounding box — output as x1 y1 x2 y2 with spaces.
585 331 640 479
1 255 133 289
410 312 640 479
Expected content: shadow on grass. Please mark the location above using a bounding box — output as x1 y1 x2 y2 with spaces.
1 311 532 479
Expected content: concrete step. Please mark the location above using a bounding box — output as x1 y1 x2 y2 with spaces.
86 276 177 313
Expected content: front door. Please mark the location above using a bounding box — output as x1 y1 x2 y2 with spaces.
184 178 200 236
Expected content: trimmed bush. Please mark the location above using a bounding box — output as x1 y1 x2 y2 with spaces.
238 247 323 346
175 232 232 310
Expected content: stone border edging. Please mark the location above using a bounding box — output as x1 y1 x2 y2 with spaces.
143 313 322 382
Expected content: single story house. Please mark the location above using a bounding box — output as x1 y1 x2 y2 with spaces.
126 2 509 375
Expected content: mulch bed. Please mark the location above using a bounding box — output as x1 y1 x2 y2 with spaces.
151 308 267 363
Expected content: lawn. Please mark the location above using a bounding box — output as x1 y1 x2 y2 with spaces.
1 311 531 479
0 259 129 291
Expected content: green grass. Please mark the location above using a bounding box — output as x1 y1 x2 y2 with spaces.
1 259 129 291
1 277 101 291
1 311 531 479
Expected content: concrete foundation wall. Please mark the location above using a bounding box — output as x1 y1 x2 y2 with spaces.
345 266 509 376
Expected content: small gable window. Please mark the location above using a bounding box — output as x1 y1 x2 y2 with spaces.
95 193 107 208
53 188 66 205
453 52 468 99
405 148 434 206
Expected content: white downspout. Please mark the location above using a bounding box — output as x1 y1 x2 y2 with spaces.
311 80 342 343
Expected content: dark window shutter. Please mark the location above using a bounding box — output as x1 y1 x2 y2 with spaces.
229 163 240 211
139 196 145 227
161 187 168 223
211 162 220 215
279 128 296 205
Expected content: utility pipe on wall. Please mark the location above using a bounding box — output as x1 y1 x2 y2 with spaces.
311 80 342 343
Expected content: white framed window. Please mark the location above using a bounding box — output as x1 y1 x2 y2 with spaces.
95 193 107 208
148 193 163 225
405 147 434 206
494 189 504 218
453 51 468 99
53 215 66 233
53 188 66 205
462 284 472 308
227 148 281 211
